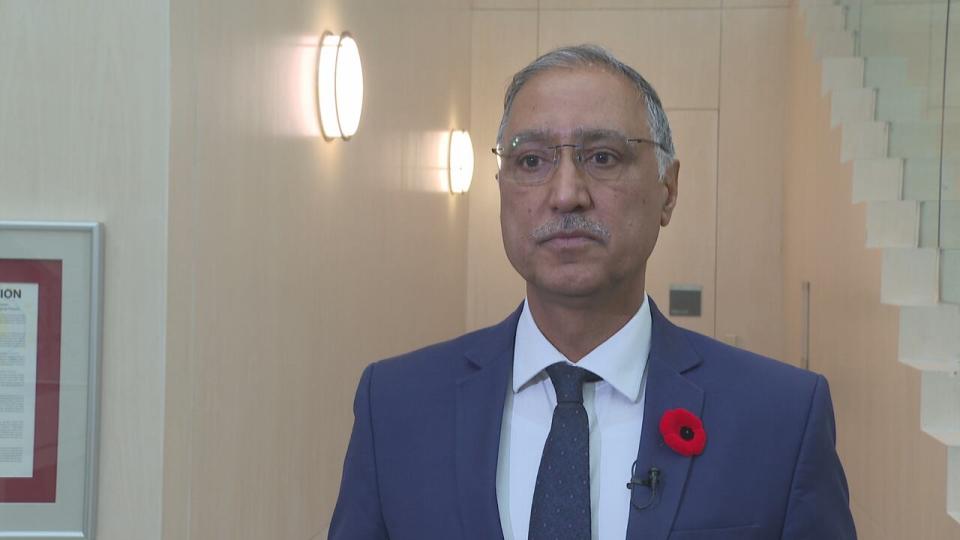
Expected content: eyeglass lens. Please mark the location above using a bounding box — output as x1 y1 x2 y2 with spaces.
497 134 643 185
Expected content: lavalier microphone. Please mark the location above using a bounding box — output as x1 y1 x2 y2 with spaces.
626 460 661 511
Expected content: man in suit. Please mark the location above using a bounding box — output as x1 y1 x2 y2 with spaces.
329 45 857 539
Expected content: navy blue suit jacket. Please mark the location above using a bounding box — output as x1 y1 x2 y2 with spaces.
329 301 857 539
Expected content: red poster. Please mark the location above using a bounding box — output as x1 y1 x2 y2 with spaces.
0 259 62 503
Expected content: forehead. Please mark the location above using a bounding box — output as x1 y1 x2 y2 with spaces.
504 67 649 140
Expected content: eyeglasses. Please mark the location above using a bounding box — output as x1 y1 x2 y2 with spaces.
491 131 667 186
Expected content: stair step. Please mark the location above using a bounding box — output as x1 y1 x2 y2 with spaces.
822 57 865 96
858 3 948 77
889 121 942 159
944 250 960 305
814 29 856 59
949 449 960 523
841 1 862 34
904 158 947 202
900 304 960 371
841 122 888 162
832 87 876 126
864 56 910 90
922 371 960 446
890 121 960 159
920 201 943 249
866 200 919 248
946 127 960 201
876 86 929 123
901 158 960 203
799 0 842 12
936 202 960 250
948 203 960 249
852 158 902 203
805 5 847 36
881 247 940 306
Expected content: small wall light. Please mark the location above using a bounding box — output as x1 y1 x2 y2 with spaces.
318 32 364 140
448 130 474 194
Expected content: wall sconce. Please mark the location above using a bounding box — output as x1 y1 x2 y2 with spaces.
448 130 474 194
318 32 364 140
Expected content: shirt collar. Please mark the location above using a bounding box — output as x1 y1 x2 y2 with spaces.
512 295 652 402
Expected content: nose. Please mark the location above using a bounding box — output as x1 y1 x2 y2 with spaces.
548 146 593 213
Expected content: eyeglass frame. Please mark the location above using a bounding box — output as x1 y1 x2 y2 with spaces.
490 130 669 185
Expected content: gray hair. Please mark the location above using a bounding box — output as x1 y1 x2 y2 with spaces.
497 44 676 179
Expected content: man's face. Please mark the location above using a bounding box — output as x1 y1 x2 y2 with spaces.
498 67 679 305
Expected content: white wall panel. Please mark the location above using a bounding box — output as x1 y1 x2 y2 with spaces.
538 9 722 109
646 111 719 337
466 10 538 330
165 1 473 539
0 2 169 539
541 1 721 8
716 7 789 360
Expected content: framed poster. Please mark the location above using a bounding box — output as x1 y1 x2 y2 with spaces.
0 222 102 539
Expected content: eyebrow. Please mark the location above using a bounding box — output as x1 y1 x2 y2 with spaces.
507 127 630 143
507 129 552 143
579 128 629 141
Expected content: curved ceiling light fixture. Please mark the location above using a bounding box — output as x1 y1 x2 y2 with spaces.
448 130 474 194
318 31 364 141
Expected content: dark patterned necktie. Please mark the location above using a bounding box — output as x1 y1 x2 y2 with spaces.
529 363 599 540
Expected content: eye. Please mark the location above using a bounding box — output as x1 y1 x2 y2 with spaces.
514 151 551 171
520 155 542 168
585 149 620 168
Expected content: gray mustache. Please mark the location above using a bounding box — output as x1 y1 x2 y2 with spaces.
531 214 611 242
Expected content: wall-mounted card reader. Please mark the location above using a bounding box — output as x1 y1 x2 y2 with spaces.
669 284 702 317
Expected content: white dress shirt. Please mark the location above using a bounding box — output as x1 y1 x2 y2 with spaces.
496 295 652 540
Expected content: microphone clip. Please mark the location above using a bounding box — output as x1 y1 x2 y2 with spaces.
626 460 661 511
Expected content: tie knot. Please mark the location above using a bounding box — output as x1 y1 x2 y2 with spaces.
545 363 599 404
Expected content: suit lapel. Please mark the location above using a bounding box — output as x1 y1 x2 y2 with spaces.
454 308 519 540
625 300 705 540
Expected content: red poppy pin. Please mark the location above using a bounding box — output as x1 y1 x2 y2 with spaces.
659 408 707 457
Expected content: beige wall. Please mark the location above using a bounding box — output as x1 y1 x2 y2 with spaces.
467 2 789 362
0 2 169 539
163 1 472 539
783 5 960 538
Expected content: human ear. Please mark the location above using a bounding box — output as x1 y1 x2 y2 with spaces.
660 160 679 227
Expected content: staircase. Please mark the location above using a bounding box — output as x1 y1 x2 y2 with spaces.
800 0 960 523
